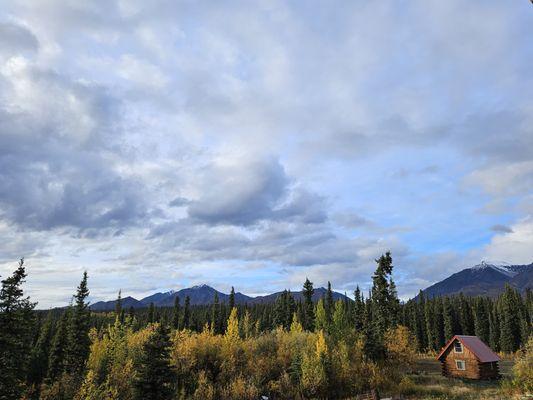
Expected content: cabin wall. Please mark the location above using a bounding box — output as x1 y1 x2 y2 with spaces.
440 342 480 379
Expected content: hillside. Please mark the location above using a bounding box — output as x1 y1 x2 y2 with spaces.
420 261 532 298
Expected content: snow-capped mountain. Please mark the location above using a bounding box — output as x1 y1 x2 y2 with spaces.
420 261 532 298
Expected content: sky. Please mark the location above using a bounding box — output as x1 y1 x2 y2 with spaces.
0 0 532 308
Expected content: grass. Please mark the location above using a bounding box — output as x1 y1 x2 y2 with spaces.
393 356 523 400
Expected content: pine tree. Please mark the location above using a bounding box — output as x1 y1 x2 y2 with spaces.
47 310 69 382
133 323 175 400
0 259 36 400
182 296 190 329
229 286 235 310
172 296 181 330
302 278 315 331
66 271 91 376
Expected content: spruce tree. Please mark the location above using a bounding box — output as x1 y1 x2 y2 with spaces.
0 259 36 400
182 296 190 329
325 282 334 328
211 292 221 334
27 312 54 391
47 310 69 382
66 271 91 376
353 286 365 332
302 278 315 331
115 289 122 319
172 296 181 330
229 286 235 310
489 302 500 351
500 285 521 352
133 323 175 400
443 297 454 342
473 297 490 344
148 302 156 324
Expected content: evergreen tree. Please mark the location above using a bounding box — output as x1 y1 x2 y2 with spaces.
433 298 445 349
443 297 454 342
182 296 190 329
457 294 474 335
371 252 397 335
274 290 295 330
325 282 334 328
148 302 156 324
366 252 398 359
353 286 365 332
115 289 122 320
0 259 36 400
302 278 315 331
66 271 91 376
172 296 181 330
211 292 221 334
489 301 500 352
229 286 235 310
27 312 54 391
500 285 521 352
47 310 69 382
473 297 490 344
133 324 175 400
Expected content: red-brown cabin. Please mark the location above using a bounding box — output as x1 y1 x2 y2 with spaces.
436 335 500 380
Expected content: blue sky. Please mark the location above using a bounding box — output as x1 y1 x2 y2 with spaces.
0 0 532 308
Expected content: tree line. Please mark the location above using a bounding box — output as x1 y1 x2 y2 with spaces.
0 254 531 399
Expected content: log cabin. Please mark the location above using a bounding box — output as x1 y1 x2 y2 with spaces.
436 335 500 380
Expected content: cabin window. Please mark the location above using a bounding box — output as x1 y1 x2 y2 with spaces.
456 360 466 370
454 341 463 353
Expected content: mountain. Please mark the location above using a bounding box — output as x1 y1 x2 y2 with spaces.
420 261 533 298
90 284 350 310
90 296 143 311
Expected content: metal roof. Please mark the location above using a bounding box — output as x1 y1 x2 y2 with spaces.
437 335 500 363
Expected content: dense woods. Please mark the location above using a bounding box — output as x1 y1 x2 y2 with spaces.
0 254 531 399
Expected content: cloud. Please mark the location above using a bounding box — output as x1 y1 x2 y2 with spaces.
0 0 531 307
0 21 38 58
482 217 533 265
490 224 513 234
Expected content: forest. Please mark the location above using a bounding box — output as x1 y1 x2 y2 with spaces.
0 253 531 399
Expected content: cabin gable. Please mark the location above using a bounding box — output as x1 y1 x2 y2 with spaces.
437 336 500 380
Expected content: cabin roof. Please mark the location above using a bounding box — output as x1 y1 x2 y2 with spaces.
436 335 500 363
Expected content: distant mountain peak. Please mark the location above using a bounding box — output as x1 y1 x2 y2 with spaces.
470 261 518 278
191 284 212 290
419 261 532 299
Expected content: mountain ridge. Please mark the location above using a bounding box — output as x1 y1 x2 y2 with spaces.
419 261 532 299
90 284 350 310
